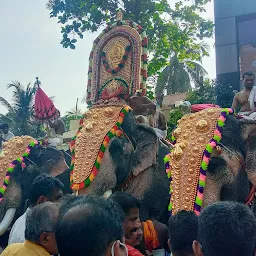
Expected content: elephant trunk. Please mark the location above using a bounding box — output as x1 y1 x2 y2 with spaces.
0 208 16 236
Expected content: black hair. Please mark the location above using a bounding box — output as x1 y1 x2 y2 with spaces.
28 173 64 206
242 71 255 79
198 202 256 256
56 195 124 256
168 210 198 255
108 192 140 216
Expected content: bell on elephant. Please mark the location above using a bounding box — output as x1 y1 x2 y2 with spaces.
172 144 183 161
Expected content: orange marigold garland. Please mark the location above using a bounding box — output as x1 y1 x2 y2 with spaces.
70 106 131 191
143 220 160 252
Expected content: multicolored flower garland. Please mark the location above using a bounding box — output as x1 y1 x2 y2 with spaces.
100 45 131 74
97 77 128 99
69 106 131 191
0 140 41 203
164 108 234 216
86 19 148 105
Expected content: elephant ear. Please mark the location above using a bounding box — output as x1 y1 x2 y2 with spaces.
239 121 256 186
131 124 158 177
239 120 256 141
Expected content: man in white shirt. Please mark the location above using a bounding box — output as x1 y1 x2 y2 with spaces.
0 124 14 150
8 173 64 245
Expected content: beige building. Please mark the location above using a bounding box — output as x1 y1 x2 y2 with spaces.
161 92 187 117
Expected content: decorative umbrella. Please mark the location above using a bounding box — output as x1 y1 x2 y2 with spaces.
34 77 59 122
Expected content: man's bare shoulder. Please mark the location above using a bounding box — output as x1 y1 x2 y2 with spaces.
235 90 244 96
234 90 247 101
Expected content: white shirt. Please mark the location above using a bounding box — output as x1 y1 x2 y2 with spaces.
8 208 31 245
3 131 14 142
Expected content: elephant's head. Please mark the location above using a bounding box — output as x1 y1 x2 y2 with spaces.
203 117 256 212
166 108 256 216
71 106 170 221
75 110 159 195
0 136 68 236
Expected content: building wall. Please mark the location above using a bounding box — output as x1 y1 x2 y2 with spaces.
214 0 256 90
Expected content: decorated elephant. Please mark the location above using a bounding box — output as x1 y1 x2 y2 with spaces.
70 12 170 222
0 136 68 243
165 107 256 216
71 109 170 221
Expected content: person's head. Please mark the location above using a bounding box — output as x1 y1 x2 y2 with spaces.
56 195 127 256
33 147 69 177
193 202 256 256
125 222 143 247
0 124 9 134
168 210 198 256
109 192 142 246
243 71 255 89
28 173 64 207
25 202 60 255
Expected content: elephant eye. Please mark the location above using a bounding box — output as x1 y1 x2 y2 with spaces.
141 143 152 149
208 157 226 175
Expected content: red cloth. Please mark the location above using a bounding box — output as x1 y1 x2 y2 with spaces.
126 245 144 256
191 104 220 112
34 87 59 122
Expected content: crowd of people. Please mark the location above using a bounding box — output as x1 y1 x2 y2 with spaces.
0 71 256 256
0 172 255 256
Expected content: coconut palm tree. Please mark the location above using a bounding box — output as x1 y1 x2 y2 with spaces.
0 81 43 136
155 41 209 100
155 54 208 96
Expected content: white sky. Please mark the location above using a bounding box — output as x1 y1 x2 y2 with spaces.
0 0 215 115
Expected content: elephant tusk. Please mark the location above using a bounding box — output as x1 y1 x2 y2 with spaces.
103 190 113 199
0 208 16 236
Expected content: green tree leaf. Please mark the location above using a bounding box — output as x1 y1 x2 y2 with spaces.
47 0 213 75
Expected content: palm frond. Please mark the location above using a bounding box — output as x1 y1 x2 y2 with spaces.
155 66 170 95
66 108 83 116
0 97 14 113
7 81 23 96
200 41 210 53
186 60 208 86
0 114 13 124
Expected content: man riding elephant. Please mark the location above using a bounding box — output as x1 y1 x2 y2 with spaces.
232 71 256 120
127 91 156 116
47 110 65 148
127 92 168 140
